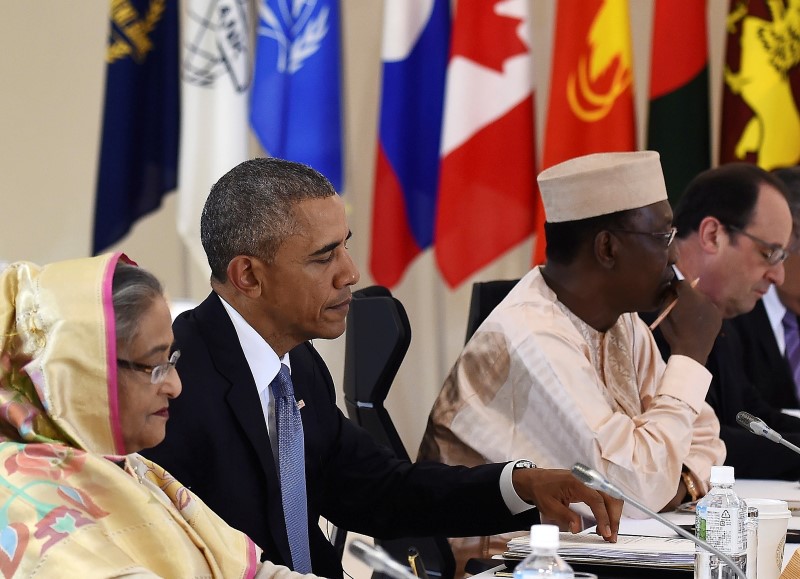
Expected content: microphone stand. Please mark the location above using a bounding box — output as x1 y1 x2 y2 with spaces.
736 410 800 455
779 439 800 454
571 463 747 579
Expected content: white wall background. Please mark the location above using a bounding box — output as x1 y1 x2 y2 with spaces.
1 0 731 460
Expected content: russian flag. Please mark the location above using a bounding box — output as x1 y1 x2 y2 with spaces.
369 0 449 288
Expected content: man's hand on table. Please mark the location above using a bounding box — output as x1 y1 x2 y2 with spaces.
512 467 622 542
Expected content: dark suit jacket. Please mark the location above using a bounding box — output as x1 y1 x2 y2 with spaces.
730 299 800 409
144 293 538 579
645 315 800 480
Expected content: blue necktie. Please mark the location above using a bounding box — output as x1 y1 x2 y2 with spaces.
783 310 800 402
270 365 312 573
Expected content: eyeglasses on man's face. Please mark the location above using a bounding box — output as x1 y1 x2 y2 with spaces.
608 226 677 247
725 224 788 266
117 350 181 384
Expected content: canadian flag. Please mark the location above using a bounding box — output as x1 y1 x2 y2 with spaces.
434 0 538 288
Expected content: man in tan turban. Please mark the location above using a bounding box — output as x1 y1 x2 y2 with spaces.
419 151 727 568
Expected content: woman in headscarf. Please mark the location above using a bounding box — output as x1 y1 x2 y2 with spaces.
0 253 319 578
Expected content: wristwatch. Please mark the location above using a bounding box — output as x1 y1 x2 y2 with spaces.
513 459 536 471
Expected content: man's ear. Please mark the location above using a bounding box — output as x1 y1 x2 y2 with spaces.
697 216 724 255
226 256 265 297
594 230 617 270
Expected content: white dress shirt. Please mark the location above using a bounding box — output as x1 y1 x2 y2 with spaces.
763 285 788 355
219 296 288 462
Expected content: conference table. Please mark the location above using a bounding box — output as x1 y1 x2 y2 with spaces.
471 479 800 579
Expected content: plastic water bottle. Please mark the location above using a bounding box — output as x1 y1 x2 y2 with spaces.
694 466 747 579
513 524 574 578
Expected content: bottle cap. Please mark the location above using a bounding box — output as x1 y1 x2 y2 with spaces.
529 524 559 550
709 465 735 484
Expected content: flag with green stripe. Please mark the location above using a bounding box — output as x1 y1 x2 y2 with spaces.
647 0 710 205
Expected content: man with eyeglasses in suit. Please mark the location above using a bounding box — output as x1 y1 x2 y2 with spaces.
731 167 800 411
647 163 800 482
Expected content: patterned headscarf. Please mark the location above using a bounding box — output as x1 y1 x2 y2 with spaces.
0 254 265 578
0 254 126 455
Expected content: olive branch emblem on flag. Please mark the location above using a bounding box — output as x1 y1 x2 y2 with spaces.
256 0 329 74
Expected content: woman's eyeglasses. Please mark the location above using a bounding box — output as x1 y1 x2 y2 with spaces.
117 350 181 384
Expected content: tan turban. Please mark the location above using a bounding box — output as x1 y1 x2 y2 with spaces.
537 151 668 223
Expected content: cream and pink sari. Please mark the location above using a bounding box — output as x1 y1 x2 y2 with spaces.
0 254 305 578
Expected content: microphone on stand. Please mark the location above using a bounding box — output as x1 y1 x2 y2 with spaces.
349 540 419 579
736 411 800 455
571 463 747 579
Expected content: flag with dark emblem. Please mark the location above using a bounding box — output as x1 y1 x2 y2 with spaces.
93 0 180 254
647 0 710 205
720 0 800 170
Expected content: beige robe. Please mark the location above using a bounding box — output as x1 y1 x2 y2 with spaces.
420 267 725 515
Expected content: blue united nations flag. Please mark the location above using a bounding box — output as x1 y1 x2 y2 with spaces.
93 0 180 254
250 0 343 191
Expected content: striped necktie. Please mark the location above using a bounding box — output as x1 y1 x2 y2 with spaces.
270 365 312 573
782 310 800 402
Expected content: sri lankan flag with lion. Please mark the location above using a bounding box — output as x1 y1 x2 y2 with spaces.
720 0 800 170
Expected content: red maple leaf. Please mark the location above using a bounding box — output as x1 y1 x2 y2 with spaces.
450 0 528 73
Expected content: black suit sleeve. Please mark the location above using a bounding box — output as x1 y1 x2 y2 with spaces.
731 301 800 409
645 315 800 480
704 326 800 479
296 343 539 538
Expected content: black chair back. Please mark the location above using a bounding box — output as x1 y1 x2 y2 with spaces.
464 279 520 343
342 286 455 579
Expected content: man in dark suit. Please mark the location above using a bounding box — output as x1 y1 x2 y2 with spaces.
647 163 800 481
731 167 800 410
144 158 620 579
731 298 799 409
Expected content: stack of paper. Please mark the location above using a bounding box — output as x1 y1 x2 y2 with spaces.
505 532 695 570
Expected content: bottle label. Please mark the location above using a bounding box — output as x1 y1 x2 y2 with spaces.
696 505 745 553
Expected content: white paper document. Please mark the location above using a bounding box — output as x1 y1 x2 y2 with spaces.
506 532 695 570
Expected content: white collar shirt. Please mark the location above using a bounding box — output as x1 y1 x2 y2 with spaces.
763 285 788 355
218 295 289 444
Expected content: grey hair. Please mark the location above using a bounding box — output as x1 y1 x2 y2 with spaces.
112 262 164 349
201 157 336 282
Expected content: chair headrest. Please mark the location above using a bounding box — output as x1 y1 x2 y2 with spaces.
353 285 392 299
